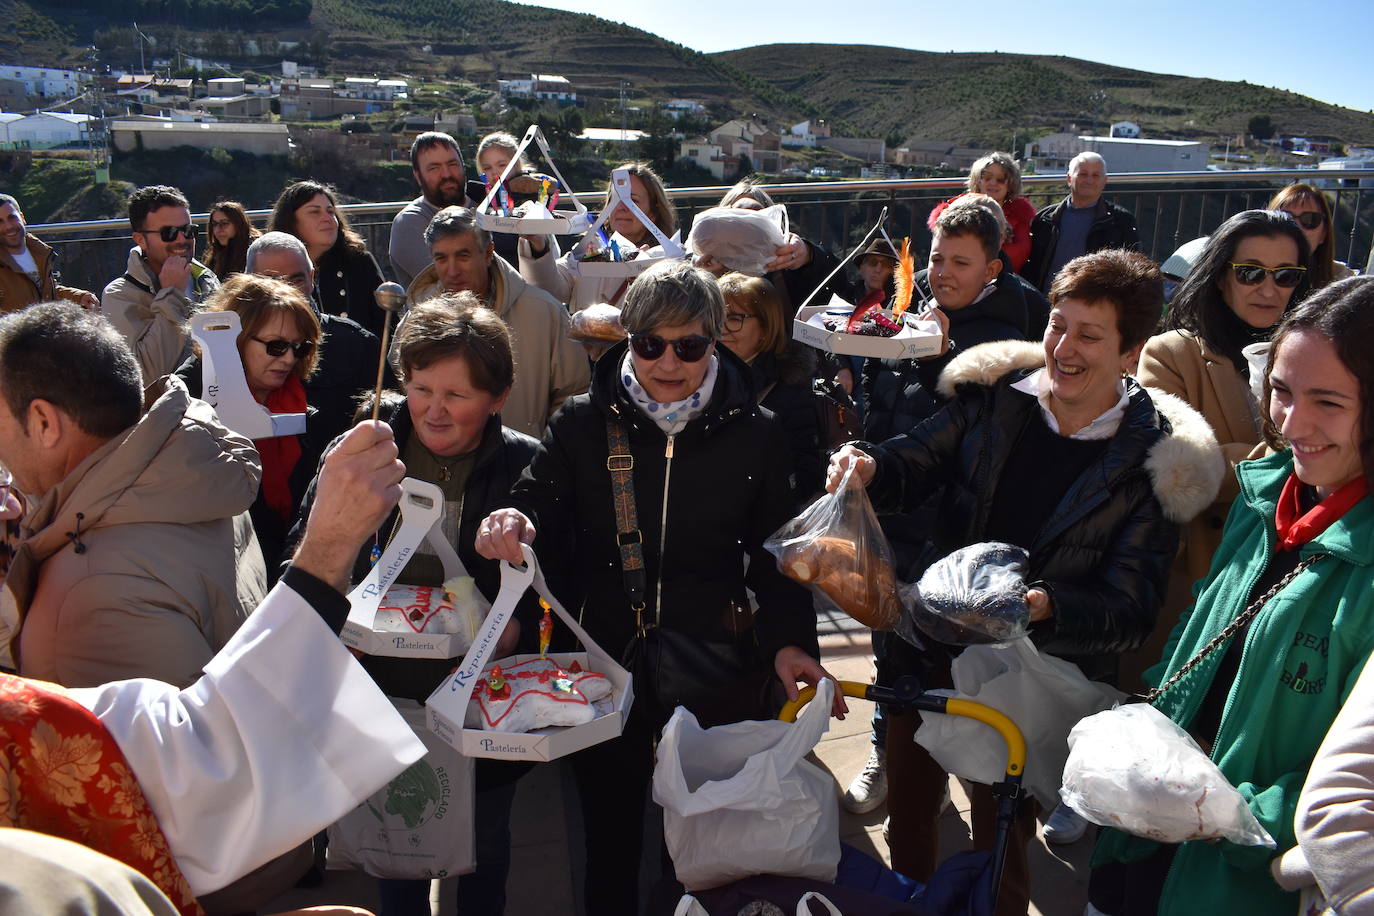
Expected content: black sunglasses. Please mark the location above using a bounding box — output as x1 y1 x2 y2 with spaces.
253 337 315 358
1287 211 1324 230
141 223 198 242
628 333 712 363
1227 262 1307 289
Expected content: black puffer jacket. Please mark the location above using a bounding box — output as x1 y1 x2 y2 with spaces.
866 340 1222 680
288 404 541 702
862 266 1047 444
752 341 825 505
510 340 817 668
1023 196 1140 293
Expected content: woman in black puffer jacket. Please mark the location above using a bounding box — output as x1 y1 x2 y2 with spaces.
476 261 834 916
830 250 1224 916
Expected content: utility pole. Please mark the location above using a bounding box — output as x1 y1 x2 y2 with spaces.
619 79 629 141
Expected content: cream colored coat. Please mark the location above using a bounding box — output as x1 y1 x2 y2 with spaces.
405 254 589 439
1124 328 1267 689
1273 650 1374 914
8 377 266 688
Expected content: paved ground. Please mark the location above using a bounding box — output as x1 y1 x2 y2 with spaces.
267 609 1093 915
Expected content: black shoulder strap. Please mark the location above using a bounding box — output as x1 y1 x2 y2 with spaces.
121 272 154 296
605 419 649 635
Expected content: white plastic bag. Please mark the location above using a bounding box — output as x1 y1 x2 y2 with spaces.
685 205 787 276
653 679 839 891
1059 703 1275 847
915 639 1123 808
327 700 477 878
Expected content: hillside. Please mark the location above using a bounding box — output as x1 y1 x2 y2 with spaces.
711 44 1374 147
4 0 1372 150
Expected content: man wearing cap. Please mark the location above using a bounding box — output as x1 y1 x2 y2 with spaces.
0 194 98 315
101 185 219 382
1024 151 1139 294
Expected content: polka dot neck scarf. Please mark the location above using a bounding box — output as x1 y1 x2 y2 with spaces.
619 350 719 436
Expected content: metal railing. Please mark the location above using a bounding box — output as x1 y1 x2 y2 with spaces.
29 168 1374 294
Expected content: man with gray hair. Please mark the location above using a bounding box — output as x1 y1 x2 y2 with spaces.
1024 151 1139 293
406 206 588 437
241 231 382 436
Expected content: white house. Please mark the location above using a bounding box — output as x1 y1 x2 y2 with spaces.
1024 132 1209 173
497 74 576 103
679 136 729 180
0 65 85 98
1110 121 1141 139
341 77 408 100
784 119 831 148
0 113 21 143
4 111 92 148
662 98 706 119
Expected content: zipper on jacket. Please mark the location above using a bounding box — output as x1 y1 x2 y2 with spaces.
653 434 675 627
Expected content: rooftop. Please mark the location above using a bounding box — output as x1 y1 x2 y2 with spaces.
1077 135 1207 147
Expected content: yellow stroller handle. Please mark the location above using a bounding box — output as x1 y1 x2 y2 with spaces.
778 680 1027 778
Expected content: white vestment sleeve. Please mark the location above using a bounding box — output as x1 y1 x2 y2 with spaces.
70 580 427 897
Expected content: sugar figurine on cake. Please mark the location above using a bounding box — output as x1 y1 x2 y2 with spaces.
372 582 482 646
467 604 613 733
821 237 917 338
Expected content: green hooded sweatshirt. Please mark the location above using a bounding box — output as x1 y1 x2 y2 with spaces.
1093 450 1374 916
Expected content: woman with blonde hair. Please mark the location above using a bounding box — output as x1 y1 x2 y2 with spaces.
1268 182 1355 290
929 151 1036 273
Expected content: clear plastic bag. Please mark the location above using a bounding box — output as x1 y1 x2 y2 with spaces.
764 466 901 630
902 542 1031 646
1059 703 1275 847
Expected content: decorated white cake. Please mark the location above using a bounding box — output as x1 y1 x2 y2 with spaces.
469 658 612 733
373 581 483 644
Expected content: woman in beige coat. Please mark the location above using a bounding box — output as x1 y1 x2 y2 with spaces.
1125 210 1311 688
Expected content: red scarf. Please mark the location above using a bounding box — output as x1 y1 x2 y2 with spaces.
1274 471 1369 552
0 675 203 914
254 375 307 524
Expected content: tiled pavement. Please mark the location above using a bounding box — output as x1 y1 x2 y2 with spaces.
266 609 1092 915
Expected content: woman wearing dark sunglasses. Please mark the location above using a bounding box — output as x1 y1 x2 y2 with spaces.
1269 183 1356 290
475 260 837 916
176 275 337 582
1124 209 1311 689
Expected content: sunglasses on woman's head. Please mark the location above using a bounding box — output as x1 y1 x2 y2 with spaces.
628 333 712 362
253 337 315 358
1227 262 1306 288
142 224 198 242
1286 211 1324 230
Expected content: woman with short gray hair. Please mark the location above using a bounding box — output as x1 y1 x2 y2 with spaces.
476 258 838 915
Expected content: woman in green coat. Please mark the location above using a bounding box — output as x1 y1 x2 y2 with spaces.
1090 276 1374 916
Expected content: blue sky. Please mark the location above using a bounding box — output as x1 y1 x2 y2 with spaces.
511 0 1370 115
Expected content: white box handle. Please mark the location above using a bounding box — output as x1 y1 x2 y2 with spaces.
190 311 307 440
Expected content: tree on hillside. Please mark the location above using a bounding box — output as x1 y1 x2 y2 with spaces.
1248 115 1276 141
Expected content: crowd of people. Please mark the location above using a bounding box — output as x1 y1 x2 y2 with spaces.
1 131 1373 916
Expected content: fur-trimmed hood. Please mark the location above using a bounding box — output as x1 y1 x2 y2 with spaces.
936 339 1225 524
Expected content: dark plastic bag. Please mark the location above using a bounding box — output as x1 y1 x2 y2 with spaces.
901 542 1031 646
765 466 901 630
